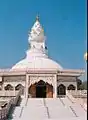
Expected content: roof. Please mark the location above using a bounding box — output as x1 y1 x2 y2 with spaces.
11 57 63 71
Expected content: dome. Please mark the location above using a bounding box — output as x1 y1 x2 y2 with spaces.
11 16 63 71
12 57 63 70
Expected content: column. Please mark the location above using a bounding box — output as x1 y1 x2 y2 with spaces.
25 74 29 98
14 86 15 96
2 84 5 91
75 77 77 91
53 75 57 98
1 77 4 91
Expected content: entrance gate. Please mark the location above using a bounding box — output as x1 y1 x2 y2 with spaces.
28 80 53 98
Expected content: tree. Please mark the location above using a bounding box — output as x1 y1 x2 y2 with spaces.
82 81 87 90
76 79 82 90
77 80 87 90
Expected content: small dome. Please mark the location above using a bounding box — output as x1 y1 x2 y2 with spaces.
12 57 63 71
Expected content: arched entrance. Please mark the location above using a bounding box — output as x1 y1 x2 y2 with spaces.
28 80 53 98
67 84 76 90
36 80 46 98
57 84 66 96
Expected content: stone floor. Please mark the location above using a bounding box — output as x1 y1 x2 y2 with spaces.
9 97 87 120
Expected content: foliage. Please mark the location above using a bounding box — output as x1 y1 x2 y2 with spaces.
81 81 87 90
77 79 82 90
77 79 87 90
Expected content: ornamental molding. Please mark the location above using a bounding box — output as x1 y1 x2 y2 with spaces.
57 76 76 81
29 75 55 86
3 76 26 82
3 81 25 87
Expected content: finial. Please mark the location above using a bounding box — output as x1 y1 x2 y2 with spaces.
36 15 39 21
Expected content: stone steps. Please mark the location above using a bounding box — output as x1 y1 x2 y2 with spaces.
10 98 87 120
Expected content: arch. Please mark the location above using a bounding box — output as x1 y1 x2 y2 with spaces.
57 84 66 96
30 78 53 86
5 84 14 91
67 84 76 90
15 84 24 94
36 80 46 86
28 80 53 98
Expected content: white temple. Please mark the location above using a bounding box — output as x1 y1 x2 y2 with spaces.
0 16 84 98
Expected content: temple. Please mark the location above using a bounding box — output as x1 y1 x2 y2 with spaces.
0 16 84 98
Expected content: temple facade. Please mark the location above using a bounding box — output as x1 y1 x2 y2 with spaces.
0 16 84 98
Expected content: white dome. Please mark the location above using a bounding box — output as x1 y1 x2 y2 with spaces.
12 57 63 70
11 17 63 71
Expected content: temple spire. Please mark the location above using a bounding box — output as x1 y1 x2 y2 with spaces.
26 16 48 59
36 15 39 22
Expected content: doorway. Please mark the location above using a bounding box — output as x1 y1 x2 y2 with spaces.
36 80 46 98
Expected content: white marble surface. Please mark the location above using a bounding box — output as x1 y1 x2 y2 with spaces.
11 98 87 120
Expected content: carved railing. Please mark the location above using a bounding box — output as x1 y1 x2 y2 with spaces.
68 90 87 98
0 91 18 97
0 90 21 120
67 90 87 111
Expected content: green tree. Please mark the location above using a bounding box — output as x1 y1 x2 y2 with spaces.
77 79 82 90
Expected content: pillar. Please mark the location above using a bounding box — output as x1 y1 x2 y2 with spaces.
25 74 29 98
14 86 15 96
2 84 4 91
1 77 4 91
53 75 57 98
75 77 78 91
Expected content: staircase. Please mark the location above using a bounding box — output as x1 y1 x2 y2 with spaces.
9 97 87 120
7 96 26 120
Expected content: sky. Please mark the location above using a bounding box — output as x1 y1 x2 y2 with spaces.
0 0 87 78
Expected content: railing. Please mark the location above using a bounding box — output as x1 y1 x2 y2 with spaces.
46 106 50 119
67 95 74 103
19 107 24 118
0 91 19 97
67 90 87 111
0 90 21 120
43 98 46 107
0 108 7 120
43 99 50 119
25 97 28 106
0 98 12 120
69 106 78 117
68 90 87 98
59 97 65 106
